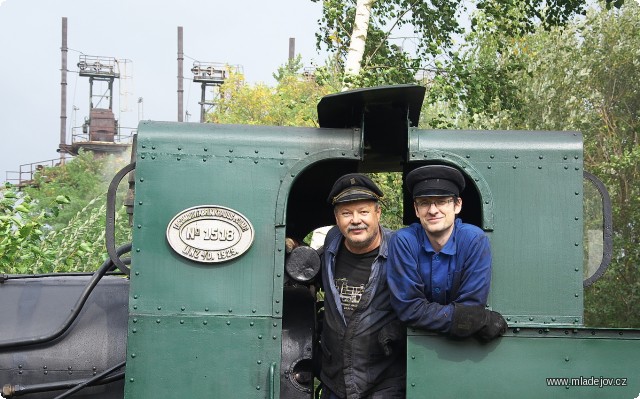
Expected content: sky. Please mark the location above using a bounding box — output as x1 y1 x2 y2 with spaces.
0 0 324 182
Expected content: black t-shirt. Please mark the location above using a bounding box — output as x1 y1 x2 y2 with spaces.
333 242 379 323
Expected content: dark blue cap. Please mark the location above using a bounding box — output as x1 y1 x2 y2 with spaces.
406 165 465 198
327 173 383 205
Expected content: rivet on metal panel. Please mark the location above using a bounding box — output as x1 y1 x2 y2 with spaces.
141 145 146 149
156 319 161 323
563 156 568 160
490 155 495 159
133 318 138 323
273 336 277 340
551 317 556 322
278 248 282 252
131 353 136 358
157 306 162 310
538 166 542 169
130 378 134 383
565 357 570 362
291 174 295 178
575 217 579 220
139 178 144 182
226 321 231 326
506 317 511 321
135 271 139 276
137 224 142 229
342 152 346 156
275 300 280 304
132 328 137 333
280 150 284 155
141 155 145 159
466 155 471 158
229 159 233 163
151 156 156 160
205 307 209 312
575 243 579 246
515 328 520 333
574 155 579 159
136 248 140 252
564 166 568 169
255 150 259 154
229 149 234 153
258 360 262 364
138 201 143 205
275 310 280 314
277 274 281 278
252 309 257 313
151 146 155 150
181 306 185 311
133 305 137 309
228 308 233 313
273 323 277 327
514 155 519 159
250 322 255 326
487 165 491 169
203 158 207 162
484 201 489 205
256 386 261 390
575 191 580 195
254 160 259 164
305 151 309 155
529 317 534 321
203 320 208 325
575 167 580 171
574 318 580 323
204 148 208 152
575 293 579 298
44 371 48 375
575 268 580 272
513 165 517 169
280 161 284 165
411 383 416 387
411 355 415 359
539 155 544 159
180 320 184 324
177 157 181 161
133 295 138 299
258 335 263 339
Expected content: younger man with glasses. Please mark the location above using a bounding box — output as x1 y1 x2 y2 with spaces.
387 165 507 341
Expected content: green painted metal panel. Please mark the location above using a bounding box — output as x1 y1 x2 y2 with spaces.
124 315 280 398
125 121 361 399
409 129 584 326
407 329 640 398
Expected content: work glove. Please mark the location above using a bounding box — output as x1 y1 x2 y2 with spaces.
450 303 507 341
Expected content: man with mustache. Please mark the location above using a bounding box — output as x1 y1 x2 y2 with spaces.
319 174 405 399
387 165 507 341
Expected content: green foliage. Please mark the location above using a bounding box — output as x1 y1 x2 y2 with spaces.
442 2 640 326
210 70 331 127
1 151 131 274
369 172 404 230
312 0 613 89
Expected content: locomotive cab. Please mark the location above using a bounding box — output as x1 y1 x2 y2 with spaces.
1 85 637 399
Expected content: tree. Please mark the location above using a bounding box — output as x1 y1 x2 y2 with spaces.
439 2 640 326
1 151 131 274
209 69 330 127
312 0 622 88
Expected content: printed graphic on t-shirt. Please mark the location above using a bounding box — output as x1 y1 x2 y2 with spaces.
335 277 365 313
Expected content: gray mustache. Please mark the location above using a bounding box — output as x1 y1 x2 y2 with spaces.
348 224 367 231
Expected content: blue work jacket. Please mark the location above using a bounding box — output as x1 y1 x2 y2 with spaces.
320 225 405 399
387 218 492 333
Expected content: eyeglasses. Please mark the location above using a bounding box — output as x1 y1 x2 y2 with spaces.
415 198 455 209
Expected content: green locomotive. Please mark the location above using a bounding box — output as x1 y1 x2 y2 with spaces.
1 85 638 399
